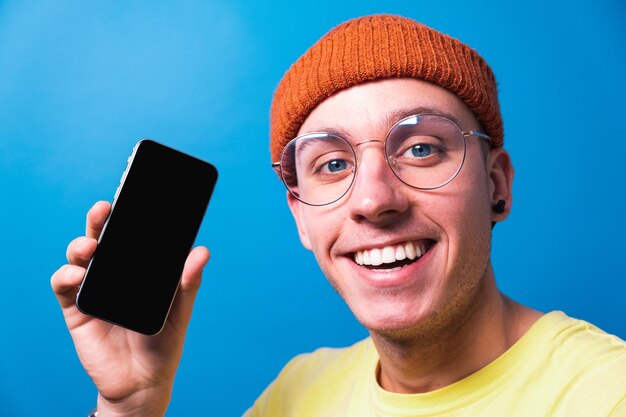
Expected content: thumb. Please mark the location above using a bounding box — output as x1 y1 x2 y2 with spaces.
166 246 210 333
180 246 210 293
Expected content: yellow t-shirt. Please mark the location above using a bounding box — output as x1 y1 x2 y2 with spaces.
245 312 626 416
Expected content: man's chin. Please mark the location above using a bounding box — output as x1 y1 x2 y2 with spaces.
358 305 469 344
359 312 440 342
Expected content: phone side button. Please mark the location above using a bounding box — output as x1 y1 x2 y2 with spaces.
113 185 121 202
120 168 129 185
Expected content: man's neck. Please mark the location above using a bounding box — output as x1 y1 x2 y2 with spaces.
371 268 542 394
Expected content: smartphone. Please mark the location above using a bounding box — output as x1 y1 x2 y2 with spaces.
76 139 218 335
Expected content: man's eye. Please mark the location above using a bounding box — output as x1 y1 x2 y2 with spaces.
325 159 347 172
405 144 433 158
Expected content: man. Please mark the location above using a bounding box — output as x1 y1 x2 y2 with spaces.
52 14 625 417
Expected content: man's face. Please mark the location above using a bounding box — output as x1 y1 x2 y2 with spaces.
287 78 511 339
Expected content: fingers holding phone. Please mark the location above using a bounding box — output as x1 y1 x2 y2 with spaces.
52 201 109 314
51 141 217 416
65 237 97 267
76 140 218 335
86 200 111 239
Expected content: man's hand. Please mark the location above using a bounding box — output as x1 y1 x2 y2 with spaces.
51 201 209 417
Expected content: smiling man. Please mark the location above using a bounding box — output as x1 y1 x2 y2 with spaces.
52 14 625 417
246 14 626 416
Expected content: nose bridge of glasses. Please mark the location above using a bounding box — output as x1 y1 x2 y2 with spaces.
353 139 388 164
354 139 385 148
352 139 398 184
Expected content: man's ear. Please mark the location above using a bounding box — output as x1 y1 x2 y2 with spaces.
286 191 313 250
487 147 514 223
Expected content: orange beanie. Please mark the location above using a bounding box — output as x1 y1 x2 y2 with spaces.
270 14 503 163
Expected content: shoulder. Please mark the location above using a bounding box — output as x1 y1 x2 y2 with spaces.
244 338 376 417
532 311 626 415
279 337 374 382
541 311 626 358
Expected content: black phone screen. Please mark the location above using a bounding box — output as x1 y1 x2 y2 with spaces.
76 140 218 335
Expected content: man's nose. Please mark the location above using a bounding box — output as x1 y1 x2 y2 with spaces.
347 142 410 224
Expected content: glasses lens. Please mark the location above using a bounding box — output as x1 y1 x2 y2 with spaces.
280 133 356 206
385 114 466 189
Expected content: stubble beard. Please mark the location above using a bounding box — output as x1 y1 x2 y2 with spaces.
322 227 493 348
376 256 490 347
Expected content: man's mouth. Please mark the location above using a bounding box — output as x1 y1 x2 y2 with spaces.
353 240 432 270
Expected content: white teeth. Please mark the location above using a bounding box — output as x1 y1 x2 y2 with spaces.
414 243 422 258
353 241 428 266
382 247 395 263
405 242 416 260
363 250 371 265
418 242 425 257
370 248 382 266
395 245 406 261
396 245 406 261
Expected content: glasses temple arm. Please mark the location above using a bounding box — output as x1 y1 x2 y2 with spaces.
464 130 492 142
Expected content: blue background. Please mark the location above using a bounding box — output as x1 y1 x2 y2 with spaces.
1 1 624 416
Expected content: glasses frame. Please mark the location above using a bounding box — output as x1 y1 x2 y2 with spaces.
272 113 492 206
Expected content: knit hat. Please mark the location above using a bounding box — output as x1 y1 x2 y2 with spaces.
270 14 503 163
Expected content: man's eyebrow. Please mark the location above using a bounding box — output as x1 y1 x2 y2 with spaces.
292 132 350 164
380 106 464 131
299 106 465 142
298 126 353 140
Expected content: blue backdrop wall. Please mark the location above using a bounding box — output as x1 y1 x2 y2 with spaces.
0 1 624 416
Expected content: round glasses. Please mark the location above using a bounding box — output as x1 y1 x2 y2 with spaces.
272 113 492 206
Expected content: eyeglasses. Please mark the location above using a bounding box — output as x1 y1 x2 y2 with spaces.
272 113 492 206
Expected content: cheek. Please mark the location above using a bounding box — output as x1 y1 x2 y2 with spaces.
444 160 492 232
426 189 489 239
300 207 343 256
428 163 492 275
